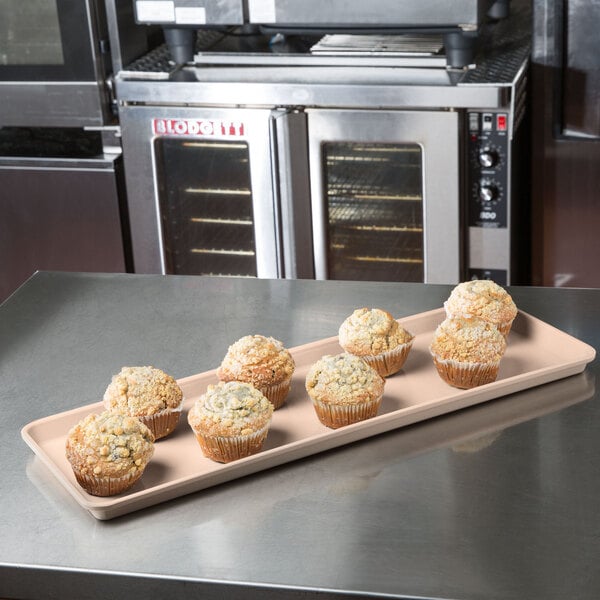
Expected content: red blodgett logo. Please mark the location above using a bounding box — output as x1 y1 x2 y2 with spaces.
152 118 245 137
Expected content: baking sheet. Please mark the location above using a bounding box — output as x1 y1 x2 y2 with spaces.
21 308 596 520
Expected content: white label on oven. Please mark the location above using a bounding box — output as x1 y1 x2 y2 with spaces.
153 118 246 137
248 0 276 23
175 7 206 25
136 1 175 23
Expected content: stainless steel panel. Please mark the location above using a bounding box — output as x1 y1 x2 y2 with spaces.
119 104 280 277
116 67 505 109
562 0 600 138
0 82 107 128
307 109 460 284
0 0 117 127
247 0 488 27
530 0 600 286
0 157 127 303
468 226 509 270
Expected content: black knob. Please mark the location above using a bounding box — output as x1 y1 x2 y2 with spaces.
479 150 498 168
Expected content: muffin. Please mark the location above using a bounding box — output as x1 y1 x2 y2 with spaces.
338 307 414 377
444 280 518 337
429 316 507 389
217 335 295 409
65 411 154 497
188 381 274 463
103 366 184 440
305 353 385 429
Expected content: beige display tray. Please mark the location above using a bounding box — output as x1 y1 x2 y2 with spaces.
22 308 596 520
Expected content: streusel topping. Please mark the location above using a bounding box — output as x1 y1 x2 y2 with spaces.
430 317 506 363
339 307 413 355
103 366 183 416
217 335 295 386
444 280 517 325
305 353 385 405
188 381 273 437
65 411 154 478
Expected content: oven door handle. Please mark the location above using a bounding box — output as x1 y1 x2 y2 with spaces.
270 110 315 279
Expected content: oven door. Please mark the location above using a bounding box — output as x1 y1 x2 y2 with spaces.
307 109 460 284
0 0 111 126
120 104 281 278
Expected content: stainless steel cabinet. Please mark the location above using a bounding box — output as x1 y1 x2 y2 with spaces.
0 154 128 303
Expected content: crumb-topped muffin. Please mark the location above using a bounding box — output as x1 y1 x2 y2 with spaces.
217 335 295 409
338 307 414 377
65 411 154 496
103 366 184 440
444 280 518 337
188 381 274 463
305 352 385 429
430 316 507 389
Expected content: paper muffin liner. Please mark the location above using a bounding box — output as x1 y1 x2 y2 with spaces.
431 354 501 389
258 376 292 410
311 395 383 429
360 340 414 378
137 405 182 440
70 467 144 497
192 423 270 463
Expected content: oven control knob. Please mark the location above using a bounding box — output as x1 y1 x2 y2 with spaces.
478 183 498 203
478 149 499 168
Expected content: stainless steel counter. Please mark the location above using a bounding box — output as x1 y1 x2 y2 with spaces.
1 272 599 600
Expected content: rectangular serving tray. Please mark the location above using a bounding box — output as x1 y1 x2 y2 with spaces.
21 308 596 520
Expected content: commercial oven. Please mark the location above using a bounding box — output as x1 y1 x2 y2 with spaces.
133 0 510 67
116 0 530 285
0 0 159 127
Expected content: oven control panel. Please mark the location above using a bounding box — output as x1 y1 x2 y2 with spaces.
467 111 509 229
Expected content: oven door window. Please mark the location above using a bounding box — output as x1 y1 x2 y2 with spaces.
0 0 96 80
154 138 258 277
323 142 424 282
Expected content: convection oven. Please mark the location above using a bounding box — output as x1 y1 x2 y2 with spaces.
116 0 530 285
133 0 510 67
